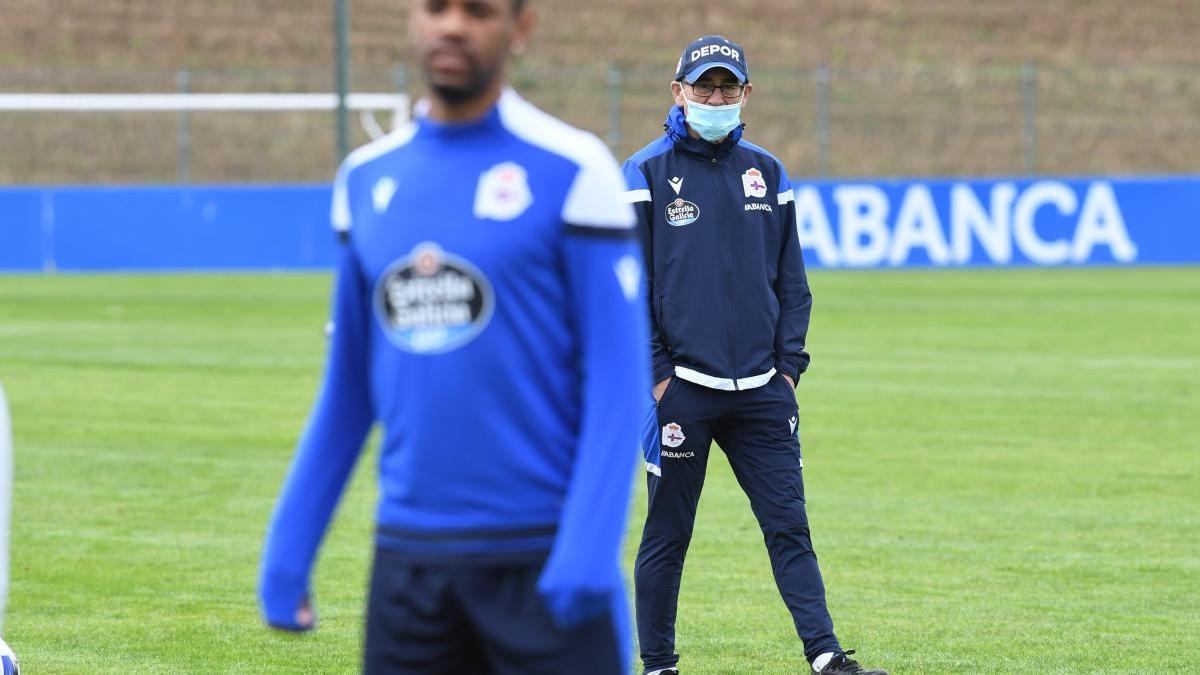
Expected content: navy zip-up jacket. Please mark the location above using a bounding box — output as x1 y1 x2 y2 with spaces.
622 106 812 392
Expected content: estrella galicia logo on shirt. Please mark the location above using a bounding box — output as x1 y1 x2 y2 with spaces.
374 242 494 354
665 197 700 227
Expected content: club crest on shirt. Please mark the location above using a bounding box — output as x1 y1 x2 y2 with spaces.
474 161 533 221
661 422 686 448
742 167 767 199
665 197 700 227
374 242 494 354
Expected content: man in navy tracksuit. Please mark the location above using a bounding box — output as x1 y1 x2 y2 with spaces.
623 36 887 675
259 2 650 673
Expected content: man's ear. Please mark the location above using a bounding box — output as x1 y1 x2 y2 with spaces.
740 82 753 109
512 5 536 55
671 81 687 108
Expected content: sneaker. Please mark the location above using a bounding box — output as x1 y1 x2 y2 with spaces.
813 650 887 675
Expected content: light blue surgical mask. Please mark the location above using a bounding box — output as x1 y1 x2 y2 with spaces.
684 99 742 142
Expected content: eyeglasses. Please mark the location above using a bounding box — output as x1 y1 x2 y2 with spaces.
686 82 745 99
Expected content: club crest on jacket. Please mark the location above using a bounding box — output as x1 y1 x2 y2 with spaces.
742 167 767 198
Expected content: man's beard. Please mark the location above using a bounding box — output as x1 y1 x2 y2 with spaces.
426 60 501 106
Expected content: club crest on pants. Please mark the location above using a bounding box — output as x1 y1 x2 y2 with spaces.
661 422 686 448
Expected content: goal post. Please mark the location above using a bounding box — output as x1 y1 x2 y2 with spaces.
0 92 409 113
0 91 412 183
0 92 411 141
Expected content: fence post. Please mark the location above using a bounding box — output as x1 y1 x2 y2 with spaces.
607 64 623 152
815 64 831 176
177 69 191 184
1022 61 1038 173
334 0 351 162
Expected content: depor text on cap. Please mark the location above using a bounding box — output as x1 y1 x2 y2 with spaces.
674 35 749 84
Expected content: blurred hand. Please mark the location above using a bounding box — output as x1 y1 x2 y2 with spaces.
537 553 618 629
295 600 315 629
782 374 794 388
265 598 316 633
652 377 672 402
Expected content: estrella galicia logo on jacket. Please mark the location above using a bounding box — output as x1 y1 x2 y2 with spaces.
374 242 494 354
665 197 700 226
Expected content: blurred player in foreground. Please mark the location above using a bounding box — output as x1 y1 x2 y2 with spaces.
623 36 887 675
258 0 649 672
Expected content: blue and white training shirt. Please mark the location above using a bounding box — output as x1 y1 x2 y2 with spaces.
259 88 650 629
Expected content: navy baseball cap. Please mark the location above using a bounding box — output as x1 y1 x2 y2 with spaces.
674 35 749 84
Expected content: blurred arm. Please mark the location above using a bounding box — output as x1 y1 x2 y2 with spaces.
258 245 375 631
538 145 651 627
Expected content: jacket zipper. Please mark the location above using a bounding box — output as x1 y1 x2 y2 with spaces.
656 291 672 353
712 149 740 391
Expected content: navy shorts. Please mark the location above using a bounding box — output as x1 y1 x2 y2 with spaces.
363 547 626 675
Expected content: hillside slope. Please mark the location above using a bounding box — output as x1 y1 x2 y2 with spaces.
2 1 1197 182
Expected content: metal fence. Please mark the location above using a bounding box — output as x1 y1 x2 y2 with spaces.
1 62 1197 184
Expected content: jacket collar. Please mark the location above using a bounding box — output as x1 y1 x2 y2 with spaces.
663 105 744 160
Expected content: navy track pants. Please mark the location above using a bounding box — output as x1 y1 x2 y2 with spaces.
634 374 840 672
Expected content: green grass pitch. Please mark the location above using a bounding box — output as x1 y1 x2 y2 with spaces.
0 268 1197 673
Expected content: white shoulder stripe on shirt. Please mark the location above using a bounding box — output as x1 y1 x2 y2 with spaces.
331 121 419 233
777 189 795 205
497 89 635 230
